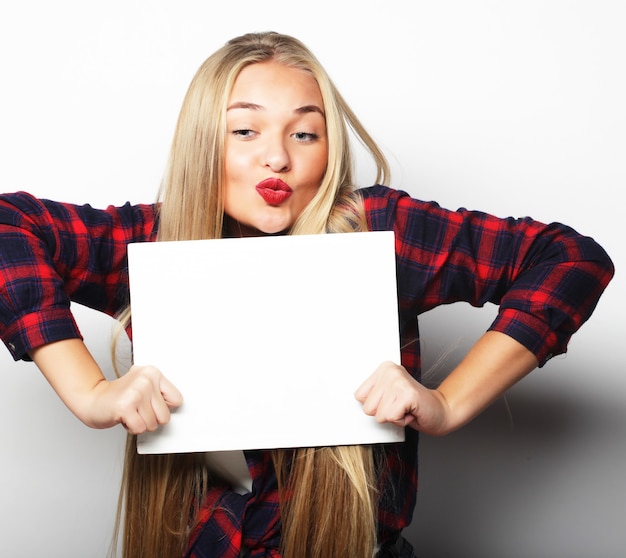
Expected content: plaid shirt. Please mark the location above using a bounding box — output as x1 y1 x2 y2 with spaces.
0 185 614 556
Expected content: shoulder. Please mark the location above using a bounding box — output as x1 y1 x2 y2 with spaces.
357 184 406 203
0 191 158 240
356 185 448 232
356 185 409 228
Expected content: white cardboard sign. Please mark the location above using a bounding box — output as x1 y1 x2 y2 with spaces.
127 231 404 454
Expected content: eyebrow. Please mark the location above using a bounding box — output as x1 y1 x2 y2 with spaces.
227 101 325 117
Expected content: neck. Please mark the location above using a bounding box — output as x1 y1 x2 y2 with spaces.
222 214 288 238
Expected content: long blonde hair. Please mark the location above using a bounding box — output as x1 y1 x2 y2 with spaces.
114 31 390 558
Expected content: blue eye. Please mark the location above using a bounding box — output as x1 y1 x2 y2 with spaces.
293 132 319 142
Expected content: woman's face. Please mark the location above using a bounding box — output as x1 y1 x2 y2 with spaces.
223 61 328 235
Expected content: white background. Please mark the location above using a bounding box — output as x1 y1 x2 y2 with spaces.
0 1 623 557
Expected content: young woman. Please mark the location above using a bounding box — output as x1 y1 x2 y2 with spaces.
0 32 614 558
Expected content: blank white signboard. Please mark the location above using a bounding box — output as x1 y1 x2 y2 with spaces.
127 231 404 454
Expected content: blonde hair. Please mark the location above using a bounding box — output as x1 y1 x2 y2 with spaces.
114 31 390 558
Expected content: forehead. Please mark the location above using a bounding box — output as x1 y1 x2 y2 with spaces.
228 61 324 109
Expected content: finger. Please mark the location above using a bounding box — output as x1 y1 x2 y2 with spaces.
135 396 160 432
355 361 393 402
159 375 183 408
112 385 151 434
375 395 412 425
123 370 162 430
141 372 177 428
148 375 182 426
354 374 376 402
120 410 149 435
124 366 181 427
382 414 416 429
378 390 420 428
355 382 375 405
360 382 385 417
150 388 173 426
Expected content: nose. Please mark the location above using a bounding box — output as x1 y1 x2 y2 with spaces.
263 135 290 173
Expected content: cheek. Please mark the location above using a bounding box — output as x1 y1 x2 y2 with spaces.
224 142 253 180
307 147 328 183
224 152 241 182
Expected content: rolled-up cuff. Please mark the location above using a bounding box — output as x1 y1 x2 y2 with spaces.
2 307 82 361
488 307 560 367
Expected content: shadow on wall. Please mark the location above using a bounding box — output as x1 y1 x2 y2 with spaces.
408 381 626 558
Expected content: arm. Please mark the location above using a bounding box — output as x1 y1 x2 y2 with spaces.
355 330 537 436
0 192 157 360
1 192 175 433
363 186 615 366
30 338 182 433
357 186 615 434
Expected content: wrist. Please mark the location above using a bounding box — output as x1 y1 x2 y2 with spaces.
30 338 108 427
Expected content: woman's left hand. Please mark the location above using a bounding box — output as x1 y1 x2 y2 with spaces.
355 332 540 437
354 361 451 436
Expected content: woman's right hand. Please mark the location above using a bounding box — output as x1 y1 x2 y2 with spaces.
29 338 183 434
87 364 183 433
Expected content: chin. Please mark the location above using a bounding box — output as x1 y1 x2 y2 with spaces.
258 224 290 236
235 216 291 237
254 215 294 235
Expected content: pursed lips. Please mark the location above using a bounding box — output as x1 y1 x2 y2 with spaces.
255 177 293 205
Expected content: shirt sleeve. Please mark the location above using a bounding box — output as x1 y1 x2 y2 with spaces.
362 186 615 366
0 191 158 361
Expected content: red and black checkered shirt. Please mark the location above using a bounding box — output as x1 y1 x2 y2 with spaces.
0 185 614 556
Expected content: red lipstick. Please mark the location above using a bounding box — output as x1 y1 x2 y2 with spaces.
255 178 293 205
